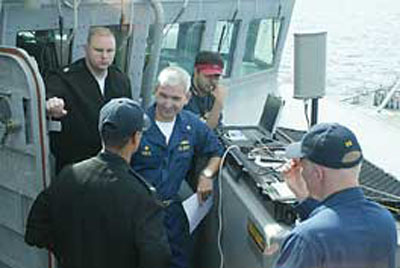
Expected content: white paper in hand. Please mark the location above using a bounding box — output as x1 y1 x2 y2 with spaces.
182 193 213 234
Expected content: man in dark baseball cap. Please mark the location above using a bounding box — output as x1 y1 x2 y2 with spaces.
25 97 171 268
274 122 396 268
184 51 227 129
99 98 150 147
285 122 363 168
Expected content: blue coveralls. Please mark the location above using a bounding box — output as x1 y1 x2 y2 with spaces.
131 105 223 268
183 84 223 127
276 188 397 268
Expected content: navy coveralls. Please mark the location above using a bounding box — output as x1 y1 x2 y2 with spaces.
276 188 397 268
184 84 223 127
131 105 223 268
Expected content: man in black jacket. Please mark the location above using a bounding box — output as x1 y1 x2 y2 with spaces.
46 27 132 172
25 98 171 268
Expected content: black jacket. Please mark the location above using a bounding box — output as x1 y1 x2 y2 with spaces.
25 151 171 268
46 59 132 172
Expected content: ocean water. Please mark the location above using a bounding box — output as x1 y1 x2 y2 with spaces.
276 0 400 178
278 0 400 96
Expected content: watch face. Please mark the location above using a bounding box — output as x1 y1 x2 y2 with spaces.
202 169 213 178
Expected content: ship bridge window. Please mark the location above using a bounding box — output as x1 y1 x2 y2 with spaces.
16 30 73 77
240 18 281 76
146 21 205 75
212 20 241 77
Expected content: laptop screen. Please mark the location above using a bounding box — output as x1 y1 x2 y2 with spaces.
258 94 284 135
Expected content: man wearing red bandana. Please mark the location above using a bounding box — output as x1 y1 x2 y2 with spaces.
184 51 227 130
184 51 227 268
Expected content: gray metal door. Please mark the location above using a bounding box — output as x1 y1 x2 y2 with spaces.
0 46 50 268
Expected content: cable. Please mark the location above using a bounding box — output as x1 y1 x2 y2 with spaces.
56 0 64 67
249 145 274 155
217 144 239 268
385 206 400 215
163 0 189 38
65 0 81 45
251 164 285 177
127 0 135 39
271 3 282 58
360 184 400 201
217 9 238 53
303 99 310 129
118 0 134 51
62 0 81 8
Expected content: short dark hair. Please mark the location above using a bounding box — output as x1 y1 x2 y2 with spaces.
195 51 224 68
103 135 131 148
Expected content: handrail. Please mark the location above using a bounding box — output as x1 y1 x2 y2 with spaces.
376 76 400 113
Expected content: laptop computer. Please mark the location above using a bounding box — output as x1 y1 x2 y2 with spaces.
258 94 285 137
221 93 285 142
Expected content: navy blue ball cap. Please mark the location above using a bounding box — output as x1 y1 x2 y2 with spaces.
285 123 363 169
99 98 150 143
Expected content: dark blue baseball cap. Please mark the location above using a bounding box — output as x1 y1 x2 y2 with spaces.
285 123 363 169
99 98 150 144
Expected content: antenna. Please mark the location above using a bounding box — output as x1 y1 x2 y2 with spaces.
294 32 327 126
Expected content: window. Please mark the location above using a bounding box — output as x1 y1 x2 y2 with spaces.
146 21 205 76
211 20 240 77
241 18 281 75
16 29 73 76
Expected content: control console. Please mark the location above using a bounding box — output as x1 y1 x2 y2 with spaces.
219 125 297 225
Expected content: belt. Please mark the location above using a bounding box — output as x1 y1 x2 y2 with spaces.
161 199 174 207
159 194 181 207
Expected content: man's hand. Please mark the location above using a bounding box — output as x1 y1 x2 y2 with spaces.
46 97 67 118
207 85 227 129
281 159 309 201
211 85 227 105
196 175 213 204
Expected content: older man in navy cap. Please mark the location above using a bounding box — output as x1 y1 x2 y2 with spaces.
275 123 397 268
25 98 171 268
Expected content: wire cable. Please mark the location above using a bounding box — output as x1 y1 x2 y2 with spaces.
62 0 81 8
118 0 134 51
303 99 310 129
57 0 64 67
163 0 189 38
217 144 239 268
64 0 80 45
360 184 400 201
217 9 238 53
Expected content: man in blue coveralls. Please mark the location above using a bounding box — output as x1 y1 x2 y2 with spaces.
184 51 227 130
131 66 224 268
277 123 397 268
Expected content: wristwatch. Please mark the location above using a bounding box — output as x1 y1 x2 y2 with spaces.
201 168 214 179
